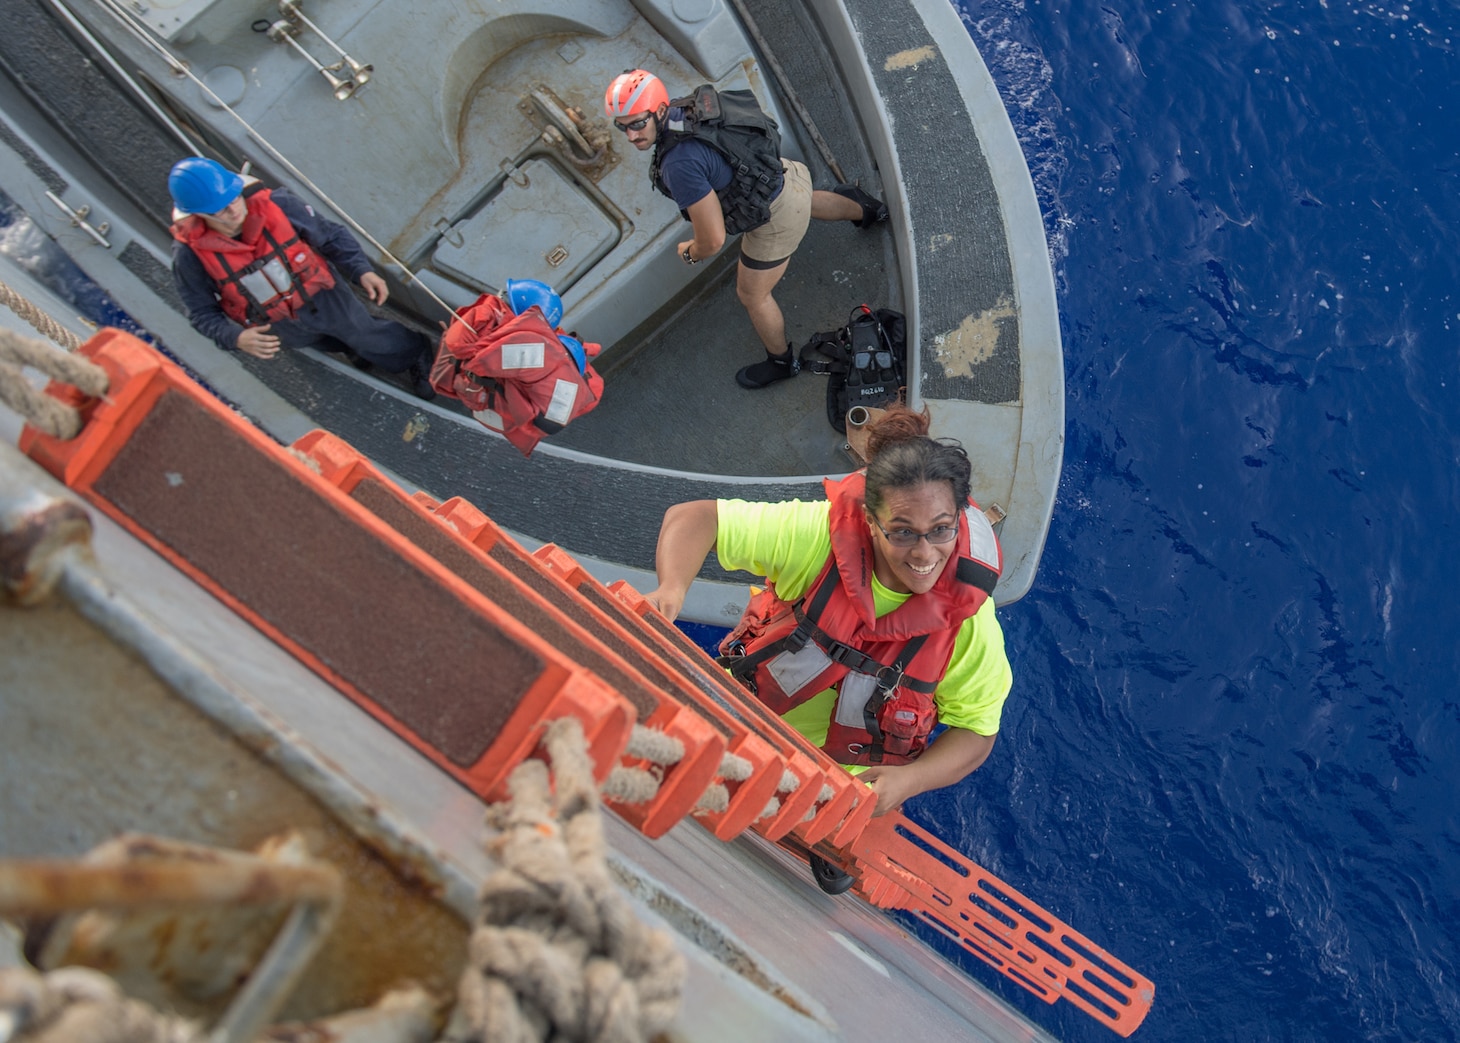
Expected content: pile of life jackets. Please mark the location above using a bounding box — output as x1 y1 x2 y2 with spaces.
429 292 604 456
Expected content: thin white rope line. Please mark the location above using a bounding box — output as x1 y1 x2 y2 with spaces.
89 0 470 330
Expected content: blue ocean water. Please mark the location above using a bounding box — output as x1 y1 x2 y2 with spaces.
5 2 1457 1039
920 0 1460 1039
0 201 146 337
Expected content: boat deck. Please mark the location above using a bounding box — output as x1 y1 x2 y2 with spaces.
0 0 1060 622
552 0 899 477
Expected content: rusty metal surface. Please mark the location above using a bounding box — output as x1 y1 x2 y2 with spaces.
7 834 344 1043
265 984 439 1043
0 457 91 606
0 542 470 1026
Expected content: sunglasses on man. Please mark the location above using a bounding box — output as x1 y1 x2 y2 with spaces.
614 113 655 133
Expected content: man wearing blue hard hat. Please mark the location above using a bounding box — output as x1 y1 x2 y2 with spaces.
168 157 434 398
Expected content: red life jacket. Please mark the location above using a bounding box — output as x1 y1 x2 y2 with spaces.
172 183 335 325
429 292 605 457
717 471 1002 766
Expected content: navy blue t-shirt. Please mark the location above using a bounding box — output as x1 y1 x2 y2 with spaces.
658 137 733 211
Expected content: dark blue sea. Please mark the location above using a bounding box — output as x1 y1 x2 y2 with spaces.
925 0 1460 1039
5 1 1457 1039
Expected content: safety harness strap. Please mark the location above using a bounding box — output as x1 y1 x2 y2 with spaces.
860 632 931 763
718 560 937 695
213 225 315 325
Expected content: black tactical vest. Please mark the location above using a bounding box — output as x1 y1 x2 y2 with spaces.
650 85 784 236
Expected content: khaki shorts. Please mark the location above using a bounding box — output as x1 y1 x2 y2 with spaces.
740 159 812 268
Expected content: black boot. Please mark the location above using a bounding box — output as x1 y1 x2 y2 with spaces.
404 357 436 401
809 852 855 895
736 347 800 390
833 184 889 229
405 334 437 400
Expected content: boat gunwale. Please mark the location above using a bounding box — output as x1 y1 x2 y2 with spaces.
0 0 1062 611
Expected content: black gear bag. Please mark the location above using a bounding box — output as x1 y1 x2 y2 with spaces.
798 305 907 433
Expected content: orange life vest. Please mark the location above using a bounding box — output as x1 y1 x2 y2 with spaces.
718 471 1001 765
172 184 335 325
429 293 605 457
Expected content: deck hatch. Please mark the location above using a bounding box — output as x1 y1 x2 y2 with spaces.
432 157 617 293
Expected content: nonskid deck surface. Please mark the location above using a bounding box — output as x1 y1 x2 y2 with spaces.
550 0 900 476
282 0 903 481
266 0 1027 483
551 213 899 477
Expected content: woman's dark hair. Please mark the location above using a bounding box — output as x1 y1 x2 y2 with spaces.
862 404 972 515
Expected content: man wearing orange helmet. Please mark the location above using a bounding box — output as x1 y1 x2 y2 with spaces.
605 69 887 390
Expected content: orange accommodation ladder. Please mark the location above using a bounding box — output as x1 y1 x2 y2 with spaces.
17 329 635 803
291 430 727 839
846 812 1155 1036
529 545 835 842
13 329 1153 1037
601 579 878 851
599 577 1152 1037
422 493 795 842
419 490 872 845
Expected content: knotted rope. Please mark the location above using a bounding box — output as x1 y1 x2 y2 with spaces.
600 724 807 828
600 725 683 806
457 717 685 1042
0 300 107 440
0 965 200 1043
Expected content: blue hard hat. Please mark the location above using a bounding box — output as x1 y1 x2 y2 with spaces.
168 157 244 215
558 334 587 374
504 278 564 328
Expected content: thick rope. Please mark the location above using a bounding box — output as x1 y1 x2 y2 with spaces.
0 328 109 440
693 784 729 815
0 360 78 440
600 767 661 806
799 784 838 823
623 725 682 767
0 965 200 1043
458 718 684 1042
718 752 752 783
0 280 85 353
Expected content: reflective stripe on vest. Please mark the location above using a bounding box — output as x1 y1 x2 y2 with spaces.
175 185 336 325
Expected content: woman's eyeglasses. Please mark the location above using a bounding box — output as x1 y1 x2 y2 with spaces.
873 519 959 547
615 114 654 134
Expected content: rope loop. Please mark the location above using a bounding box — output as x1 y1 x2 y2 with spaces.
458 718 685 1042
0 964 200 1043
0 315 108 441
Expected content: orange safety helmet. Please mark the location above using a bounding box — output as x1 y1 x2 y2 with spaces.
604 69 668 119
